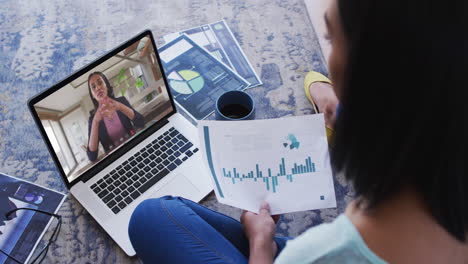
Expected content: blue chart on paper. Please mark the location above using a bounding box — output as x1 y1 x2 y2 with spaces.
172 20 262 88
159 35 250 120
222 157 316 193
168 69 205 95
203 126 320 196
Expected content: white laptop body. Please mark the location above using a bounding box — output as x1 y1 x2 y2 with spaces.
72 113 212 256
28 30 213 256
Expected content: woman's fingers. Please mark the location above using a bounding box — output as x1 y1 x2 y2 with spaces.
98 99 119 119
241 203 280 223
259 202 281 223
259 201 271 216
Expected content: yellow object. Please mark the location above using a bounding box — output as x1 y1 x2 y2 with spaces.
304 71 334 141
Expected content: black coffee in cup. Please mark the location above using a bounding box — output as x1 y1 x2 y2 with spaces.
219 104 251 119
215 91 255 120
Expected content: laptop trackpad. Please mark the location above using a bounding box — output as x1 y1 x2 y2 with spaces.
150 174 200 198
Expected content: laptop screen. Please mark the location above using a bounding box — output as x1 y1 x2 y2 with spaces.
32 33 173 183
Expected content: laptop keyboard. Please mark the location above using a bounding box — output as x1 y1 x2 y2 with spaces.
90 127 199 214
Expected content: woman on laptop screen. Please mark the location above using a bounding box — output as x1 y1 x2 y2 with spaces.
87 72 145 161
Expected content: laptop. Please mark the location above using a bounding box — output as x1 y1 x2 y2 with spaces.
27 30 213 256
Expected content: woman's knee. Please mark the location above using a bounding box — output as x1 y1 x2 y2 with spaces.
128 196 189 258
128 196 183 237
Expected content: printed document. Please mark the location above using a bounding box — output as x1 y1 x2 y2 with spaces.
198 114 336 214
159 34 250 120
164 20 262 88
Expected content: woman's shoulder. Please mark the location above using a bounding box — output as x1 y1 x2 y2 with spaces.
277 215 349 260
274 214 387 264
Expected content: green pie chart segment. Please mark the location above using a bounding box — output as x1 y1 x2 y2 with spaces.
169 70 205 95
188 76 204 93
179 70 199 81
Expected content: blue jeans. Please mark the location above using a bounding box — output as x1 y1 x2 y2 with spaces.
128 196 290 264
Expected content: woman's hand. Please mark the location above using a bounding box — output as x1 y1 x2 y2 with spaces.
111 98 136 120
89 110 103 153
241 202 278 264
88 98 117 153
241 202 277 244
98 98 118 119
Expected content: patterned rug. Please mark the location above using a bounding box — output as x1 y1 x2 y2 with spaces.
0 0 352 262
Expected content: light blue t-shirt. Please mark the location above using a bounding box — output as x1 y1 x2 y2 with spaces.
275 214 387 264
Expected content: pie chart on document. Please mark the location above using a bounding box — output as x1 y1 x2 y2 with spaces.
168 69 205 95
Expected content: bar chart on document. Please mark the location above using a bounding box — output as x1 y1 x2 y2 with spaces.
221 156 317 193
198 115 337 214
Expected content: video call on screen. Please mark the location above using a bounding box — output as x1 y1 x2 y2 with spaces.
34 35 173 182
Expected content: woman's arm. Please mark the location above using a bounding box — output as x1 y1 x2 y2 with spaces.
114 100 135 120
113 98 145 128
241 202 278 264
249 239 276 264
87 112 102 161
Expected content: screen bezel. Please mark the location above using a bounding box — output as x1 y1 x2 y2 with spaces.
28 30 177 189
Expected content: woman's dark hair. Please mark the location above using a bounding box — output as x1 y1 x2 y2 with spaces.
87 72 116 109
332 0 467 241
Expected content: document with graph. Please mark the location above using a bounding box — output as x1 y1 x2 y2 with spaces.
163 20 262 88
198 114 337 214
159 34 250 121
